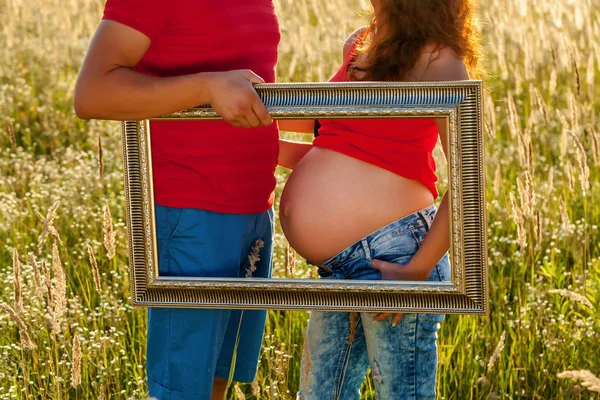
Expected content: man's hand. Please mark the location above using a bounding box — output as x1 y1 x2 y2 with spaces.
74 20 275 124
204 70 272 129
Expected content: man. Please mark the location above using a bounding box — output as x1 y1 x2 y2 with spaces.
74 1 281 398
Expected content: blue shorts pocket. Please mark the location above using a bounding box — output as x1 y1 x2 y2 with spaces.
155 205 189 276
156 205 187 240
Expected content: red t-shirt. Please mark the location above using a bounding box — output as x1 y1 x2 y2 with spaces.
103 0 281 214
313 39 440 199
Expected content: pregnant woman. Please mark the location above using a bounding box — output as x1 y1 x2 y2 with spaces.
277 0 482 398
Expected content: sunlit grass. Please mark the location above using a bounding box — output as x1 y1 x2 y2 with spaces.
0 0 599 398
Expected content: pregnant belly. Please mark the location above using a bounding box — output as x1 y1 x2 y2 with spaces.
279 147 435 265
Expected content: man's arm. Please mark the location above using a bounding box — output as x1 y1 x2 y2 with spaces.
74 20 272 128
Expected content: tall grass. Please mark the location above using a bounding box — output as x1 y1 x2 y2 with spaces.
0 0 599 398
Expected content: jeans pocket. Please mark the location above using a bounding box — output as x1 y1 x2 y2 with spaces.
407 225 448 283
435 253 451 282
423 253 452 282
372 230 420 262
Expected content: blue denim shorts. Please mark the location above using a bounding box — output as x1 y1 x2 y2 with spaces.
298 204 450 400
147 205 274 400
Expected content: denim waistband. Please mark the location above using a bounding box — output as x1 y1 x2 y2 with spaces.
320 204 437 270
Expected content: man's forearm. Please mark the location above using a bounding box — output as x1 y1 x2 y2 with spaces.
74 68 211 121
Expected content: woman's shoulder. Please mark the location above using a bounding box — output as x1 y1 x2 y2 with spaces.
342 26 368 60
405 43 470 82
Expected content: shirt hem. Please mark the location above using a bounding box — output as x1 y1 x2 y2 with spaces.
154 197 274 215
313 142 439 199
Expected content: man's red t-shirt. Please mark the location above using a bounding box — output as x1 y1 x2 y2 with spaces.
103 0 281 214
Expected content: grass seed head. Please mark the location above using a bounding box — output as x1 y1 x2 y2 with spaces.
535 209 543 252
13 248 23 315
87 244 102 292
557 370 600 393
568 130 590 196
36 201 60 252
505 94 521 138
71 334 82 388
234 384 246 400
0 303 36 350
589 125 599 167
493 165 502 198
103 204 116 260
286 243 296 277
28 252 45 297
568 91 579 134
5 118 16 148
548 289 594 309
558 113 569 159
42 259 52 309
246 239 264 278
546 166 554 196
531 86 549 126
252 379 260 396
51 241 67 331
98 132 104 182
487 330 506 371
566 161 575 192
509 193 527 251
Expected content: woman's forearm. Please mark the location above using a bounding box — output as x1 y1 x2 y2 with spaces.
278 139 313 169
401 193 450 280
277 119 316 133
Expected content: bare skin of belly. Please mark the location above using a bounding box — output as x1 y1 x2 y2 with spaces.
279 147 435 265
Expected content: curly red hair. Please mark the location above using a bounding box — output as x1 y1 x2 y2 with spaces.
352 0 483 81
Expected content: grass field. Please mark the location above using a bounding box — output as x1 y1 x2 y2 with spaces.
0 0 599 398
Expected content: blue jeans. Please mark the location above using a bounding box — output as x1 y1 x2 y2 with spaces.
298 205 450 400
147 205 274 400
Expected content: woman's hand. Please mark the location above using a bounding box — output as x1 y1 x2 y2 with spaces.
370 259 431 326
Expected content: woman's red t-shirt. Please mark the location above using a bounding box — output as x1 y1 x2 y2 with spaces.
313 40 440 199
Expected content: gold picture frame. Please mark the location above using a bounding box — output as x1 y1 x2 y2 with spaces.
121 81 488 315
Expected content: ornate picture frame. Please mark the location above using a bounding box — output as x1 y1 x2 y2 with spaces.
121 81 488 315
